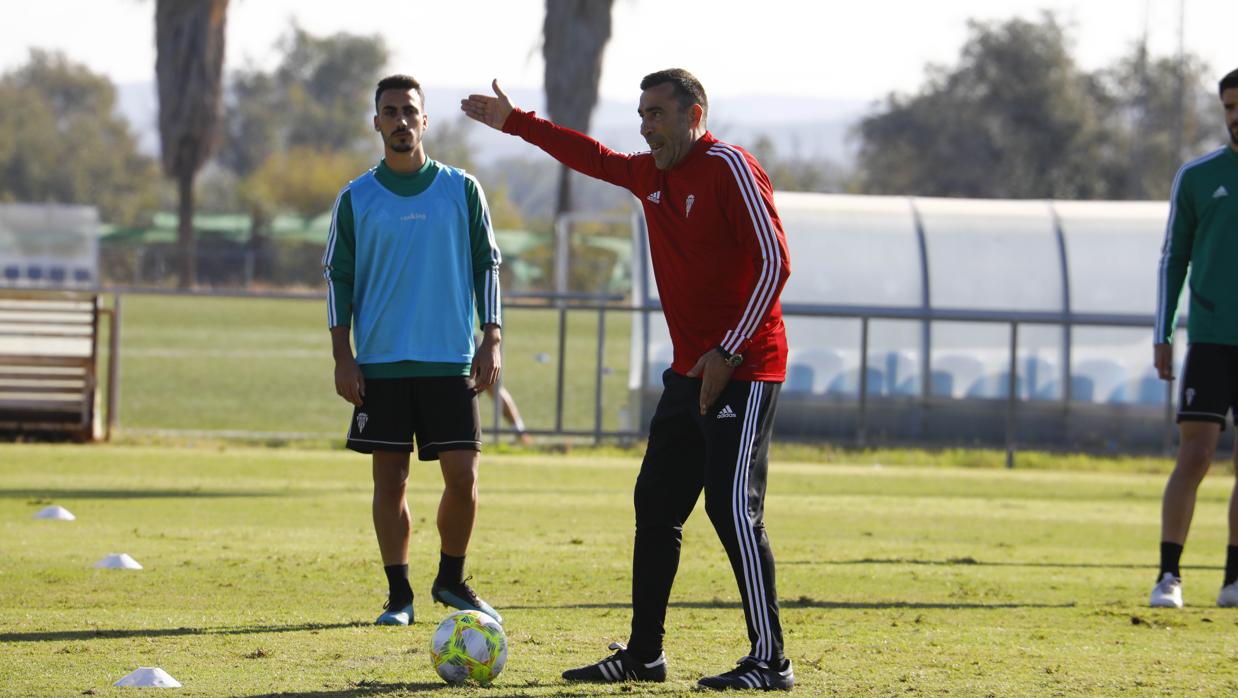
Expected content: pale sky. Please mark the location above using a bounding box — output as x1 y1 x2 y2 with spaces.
0 0 1234 103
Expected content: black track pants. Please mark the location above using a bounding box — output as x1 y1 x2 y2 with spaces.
628 369 784 663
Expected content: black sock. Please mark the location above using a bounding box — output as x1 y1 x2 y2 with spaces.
1159 541 1184 581
437 552 465 586
1225 545 1238 587
384 563 412 603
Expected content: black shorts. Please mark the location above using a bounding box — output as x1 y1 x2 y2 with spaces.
345 376 481 460
1177 343 1238 428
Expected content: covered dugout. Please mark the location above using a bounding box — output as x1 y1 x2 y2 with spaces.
629 193 1182 452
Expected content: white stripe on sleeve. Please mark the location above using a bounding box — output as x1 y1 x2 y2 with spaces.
707 145 781 355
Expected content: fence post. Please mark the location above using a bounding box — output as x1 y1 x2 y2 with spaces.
554 218 570 296
555 304 568 433
858 316 869 447
1006 321 1019 468
593 305 607 445
243 251 255 288
106 292 121 440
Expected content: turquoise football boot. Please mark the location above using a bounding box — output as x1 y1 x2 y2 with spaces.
431 576 502 623
375 597 414 626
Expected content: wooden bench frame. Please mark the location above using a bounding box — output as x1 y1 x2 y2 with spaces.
0 290 118 441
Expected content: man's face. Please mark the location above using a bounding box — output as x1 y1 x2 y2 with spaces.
1223 87 1238 147
638 83 699 170
374 88 427 155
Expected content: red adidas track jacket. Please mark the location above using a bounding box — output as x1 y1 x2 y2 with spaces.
502 109 791 382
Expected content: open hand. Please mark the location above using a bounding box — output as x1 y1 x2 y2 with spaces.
460 79 515 130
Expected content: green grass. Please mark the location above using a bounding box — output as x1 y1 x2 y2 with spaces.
111 294 634 438
2 443 1237 696
765 444 1198 475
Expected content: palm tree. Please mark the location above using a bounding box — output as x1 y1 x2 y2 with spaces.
542 0 614 217
155 0 228 288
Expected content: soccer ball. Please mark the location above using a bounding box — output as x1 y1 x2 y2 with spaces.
430 610 507 684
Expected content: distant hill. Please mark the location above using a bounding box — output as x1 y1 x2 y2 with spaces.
115 82 869 167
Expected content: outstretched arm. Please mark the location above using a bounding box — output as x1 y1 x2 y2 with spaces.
461 79 642 192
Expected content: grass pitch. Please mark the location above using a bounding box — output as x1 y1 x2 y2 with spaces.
112 293 634 439
2 443 1236 696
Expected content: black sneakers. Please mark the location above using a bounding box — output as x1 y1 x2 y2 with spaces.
561 646 792 689
561 642 668 683
698 656 795 691
430 576 503 623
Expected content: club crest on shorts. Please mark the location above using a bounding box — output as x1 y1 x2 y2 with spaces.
1185 388 1196 406
685 194 696 217
356 412 369 432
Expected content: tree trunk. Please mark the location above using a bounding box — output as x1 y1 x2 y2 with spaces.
543 0 613 219
248 205 271 287
556 166 573 219
155 0 228 290
177 171 196 288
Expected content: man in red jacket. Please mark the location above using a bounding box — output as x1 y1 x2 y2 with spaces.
463 68 793 691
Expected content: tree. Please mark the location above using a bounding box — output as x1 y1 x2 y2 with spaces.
855 13 1216 201
431 117 524 230
542 0 614 217
215 68 278 180
1096 45 1215 199
857 14 1114 199
156 0 229 288
276 26 389 152
0 50 160 225
215 24 388 254
218 25 390 178
748 135 847 194
243 146 368 224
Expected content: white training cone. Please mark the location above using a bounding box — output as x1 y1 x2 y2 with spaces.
113 667 181 688
33 505 75 521
94 553 143 570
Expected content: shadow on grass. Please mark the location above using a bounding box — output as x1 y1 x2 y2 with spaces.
1 488 281 500
781 599 1078 610
785 557 1223 571
0 621 365 643
500 599 1077 611
244 682 446 697
243 681 669 697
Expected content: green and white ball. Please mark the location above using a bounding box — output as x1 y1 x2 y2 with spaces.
430 610 507 684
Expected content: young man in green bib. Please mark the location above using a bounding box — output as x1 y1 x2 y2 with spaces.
323 74 503 625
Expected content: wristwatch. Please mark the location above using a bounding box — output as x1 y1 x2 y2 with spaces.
715 346 744 368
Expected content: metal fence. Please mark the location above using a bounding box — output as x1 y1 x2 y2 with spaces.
765 302 1184 465
72 283 1183 462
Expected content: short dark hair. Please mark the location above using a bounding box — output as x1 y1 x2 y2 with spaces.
1221 68 1238 97
375 74 424 111
640 68 708 117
